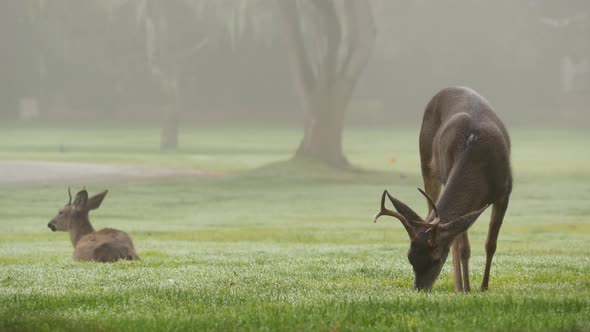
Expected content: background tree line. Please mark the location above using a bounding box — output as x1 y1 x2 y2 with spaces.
0 0 588 166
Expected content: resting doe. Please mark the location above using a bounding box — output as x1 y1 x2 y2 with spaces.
48 188 139 262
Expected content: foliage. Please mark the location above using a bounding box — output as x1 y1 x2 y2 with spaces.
1 1 588 124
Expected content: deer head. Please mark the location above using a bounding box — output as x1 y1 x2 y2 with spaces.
48 188 108 232
374 189 489 290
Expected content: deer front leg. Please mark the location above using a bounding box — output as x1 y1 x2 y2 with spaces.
452 239 463 292
459 232 471 292
452 233 471 292
481 196 510 291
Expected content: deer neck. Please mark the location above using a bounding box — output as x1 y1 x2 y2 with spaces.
431 159 489 223
69 213 95 247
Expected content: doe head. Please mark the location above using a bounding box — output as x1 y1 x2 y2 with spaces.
48 187 108 232
374 189 489 291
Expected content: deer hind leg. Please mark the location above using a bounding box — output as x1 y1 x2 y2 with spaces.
127 247 140 261
92 243 117 262
481 196 510 291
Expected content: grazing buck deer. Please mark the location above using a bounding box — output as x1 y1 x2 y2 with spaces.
48 188 140 262
375 87 512 292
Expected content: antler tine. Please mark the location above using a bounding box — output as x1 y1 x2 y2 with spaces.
383 191 433 228
68 186 72 205
417 188 440 221
374 190 417 240
374 190 409 224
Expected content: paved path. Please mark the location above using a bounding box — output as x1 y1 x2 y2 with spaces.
0 160 214 187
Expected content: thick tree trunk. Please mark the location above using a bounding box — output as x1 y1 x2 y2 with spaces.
294 80 354 168
295 100 348 168
276 0 376 169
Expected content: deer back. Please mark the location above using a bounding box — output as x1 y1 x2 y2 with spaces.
421 87 512 214
74 228 139 262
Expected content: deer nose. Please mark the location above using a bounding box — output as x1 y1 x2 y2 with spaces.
48 223 56 232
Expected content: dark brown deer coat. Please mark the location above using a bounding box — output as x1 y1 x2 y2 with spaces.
375 87 512 292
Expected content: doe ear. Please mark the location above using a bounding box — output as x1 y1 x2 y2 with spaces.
86 190 108 211
439 204 490 240
73 190 89 210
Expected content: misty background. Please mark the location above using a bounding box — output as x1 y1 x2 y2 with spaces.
1 1 588 134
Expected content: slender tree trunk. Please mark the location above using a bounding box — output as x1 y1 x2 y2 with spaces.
160 82 180 151
160 102 179 151
159 71 181 151
0 94 18 120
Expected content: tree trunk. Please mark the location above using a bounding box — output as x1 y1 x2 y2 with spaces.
276 0 376 169
160 104 179 151
294 78 355 168
0 94 18 120
295 98 348 168
159 72 181 151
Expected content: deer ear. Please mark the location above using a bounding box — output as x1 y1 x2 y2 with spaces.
386 193 424 223
86 190 108 210
73 190 88 210
439 205 490 240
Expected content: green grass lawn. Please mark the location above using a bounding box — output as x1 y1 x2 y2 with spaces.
0 125 589 331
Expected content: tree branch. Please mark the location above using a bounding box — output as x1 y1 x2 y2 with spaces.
309 0 342 91
275 0 317 100
338 0 376 81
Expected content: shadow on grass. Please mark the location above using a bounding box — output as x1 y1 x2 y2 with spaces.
220 157 417 187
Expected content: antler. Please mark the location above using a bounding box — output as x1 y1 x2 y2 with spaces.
68 187 72 205
417 188 440 221
375 190 441 239
384 191 436 228
416 188 441 246
374 190 417 239
374 190 409 223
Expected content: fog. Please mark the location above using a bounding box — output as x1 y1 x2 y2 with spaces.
0 1 588 129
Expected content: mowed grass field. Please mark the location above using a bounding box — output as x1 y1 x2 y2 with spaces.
0 126 589 331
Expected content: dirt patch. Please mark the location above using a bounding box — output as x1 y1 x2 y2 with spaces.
0 161 218 188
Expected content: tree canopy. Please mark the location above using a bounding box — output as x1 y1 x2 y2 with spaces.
0 0 587 126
